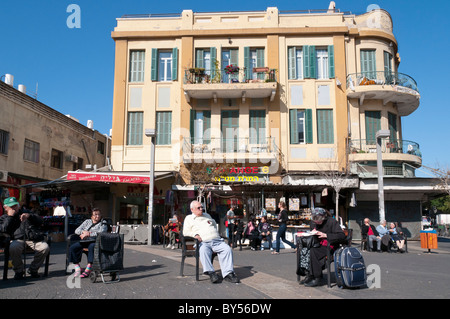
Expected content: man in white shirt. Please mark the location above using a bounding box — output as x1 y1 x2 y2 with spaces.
183 200 239 284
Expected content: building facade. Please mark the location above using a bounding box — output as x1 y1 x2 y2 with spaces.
110 4 438 239
0 78 111 217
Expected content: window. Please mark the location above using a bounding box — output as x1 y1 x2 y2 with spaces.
156 112 172 145
316 49 329 80
151 48 178 82
388 112 397 142
302 45 334 79
317 109 334 144
129 50 145 82
361 49 376 79
127 112 143 145
190 110 211 144
384 51 393 83
0 129 9 155
249 110 266 144
221 110 239 152
222 48 238 83
365 111 381 144
244 47 264 81
23 139 40 163
97 141 105 154
288 47 303 80
51 149 63 169
289 109 313 144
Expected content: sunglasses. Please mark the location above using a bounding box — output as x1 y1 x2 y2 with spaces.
196 206 203 210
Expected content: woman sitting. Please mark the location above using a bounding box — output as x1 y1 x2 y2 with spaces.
389 222 406 253
68 208 108 278
243 216 260 251
165 214 181 249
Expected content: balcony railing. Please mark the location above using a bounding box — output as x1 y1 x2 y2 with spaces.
348 139 422 158
184 67 277 85
182 137 277 154
347 71 419 93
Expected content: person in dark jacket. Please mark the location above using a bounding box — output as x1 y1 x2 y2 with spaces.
361 218 382 252
258 216 273 251
303 208 346 287
273 201 296 254
0 197 50 280
232 218 244 250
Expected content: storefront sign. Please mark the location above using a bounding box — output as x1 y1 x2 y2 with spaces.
206 166 269 183
67 171 150 184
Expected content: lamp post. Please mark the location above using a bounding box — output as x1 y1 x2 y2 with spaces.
145 128 156 246
376 130 390 222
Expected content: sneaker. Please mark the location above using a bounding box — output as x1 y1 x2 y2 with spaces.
207 271 220 284
260 247 264 251
27 269 40 278
304 278 322 287
224 272 240 283
14 271 24 280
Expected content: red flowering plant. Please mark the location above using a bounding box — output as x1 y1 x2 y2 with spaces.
224 64 239 74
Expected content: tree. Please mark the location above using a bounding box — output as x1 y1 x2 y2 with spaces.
422 164 450 196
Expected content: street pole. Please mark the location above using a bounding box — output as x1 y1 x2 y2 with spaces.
145 129 156 246
376 130 390 222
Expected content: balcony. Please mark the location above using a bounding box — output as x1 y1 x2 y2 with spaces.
348 139 422 167
346 71 420 116
182 137 278 164
183 67 277 102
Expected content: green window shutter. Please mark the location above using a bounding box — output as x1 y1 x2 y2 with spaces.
288 47 297 80
256 48 265 67
156 112 172 145
244 47 251 81
388 112 397 143
127 112 143 145
305 109 313 144
309 45 317 79
151 48 158 81
203 110 211 144
289 109 299 144
210 47 217 79
249 110 266 144
189 109 195 144
129 50 145 82
328 45 335 79
303 46 310 79
230 49 239 65
172 48 178 81
317 109 334 144
365 111 381 145
196 49 204 68
361 50 376 79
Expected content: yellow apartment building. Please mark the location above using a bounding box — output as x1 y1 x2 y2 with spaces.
110 4 439 240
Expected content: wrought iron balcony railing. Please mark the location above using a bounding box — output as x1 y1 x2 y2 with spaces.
184 67 277 85
346 71 419 93
348 139 421 158
182 137 277 154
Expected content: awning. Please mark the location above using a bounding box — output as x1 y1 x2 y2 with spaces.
21 171 175 189
66 171 174 184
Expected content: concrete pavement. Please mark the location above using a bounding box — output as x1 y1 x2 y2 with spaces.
1 237 449 300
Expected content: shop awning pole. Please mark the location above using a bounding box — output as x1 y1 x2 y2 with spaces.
145 129 156 246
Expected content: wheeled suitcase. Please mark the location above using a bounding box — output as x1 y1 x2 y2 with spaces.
334 246 366 288
90 232 124 283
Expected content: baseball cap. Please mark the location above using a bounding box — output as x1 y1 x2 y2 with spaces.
311 207 327 221
3 197 19 207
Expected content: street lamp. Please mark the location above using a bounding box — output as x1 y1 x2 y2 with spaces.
376 130 390 222
145 128 156 246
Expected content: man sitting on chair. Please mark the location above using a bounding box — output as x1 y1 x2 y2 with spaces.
183 200 239 284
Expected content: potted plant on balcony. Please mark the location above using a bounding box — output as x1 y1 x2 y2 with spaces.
224 64 239 75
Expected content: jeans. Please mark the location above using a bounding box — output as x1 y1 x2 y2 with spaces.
368 235 382 251
275 224 296 252
69 241 95 264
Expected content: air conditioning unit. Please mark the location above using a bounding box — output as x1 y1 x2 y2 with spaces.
66 155 78 163
0 170 8 183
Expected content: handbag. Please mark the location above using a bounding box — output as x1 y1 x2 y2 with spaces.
300 234 321 249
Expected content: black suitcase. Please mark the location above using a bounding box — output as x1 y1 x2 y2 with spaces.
334 246 366 288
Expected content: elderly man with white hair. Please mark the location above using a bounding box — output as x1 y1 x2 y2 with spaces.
183 200 239 284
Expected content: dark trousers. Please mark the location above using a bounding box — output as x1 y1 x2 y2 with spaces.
259 234 273 249
69 242 95 264
309 245 328 279
227 224 235 245
275 224 296 252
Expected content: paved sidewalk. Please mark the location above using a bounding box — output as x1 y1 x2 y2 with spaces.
0 237 449 300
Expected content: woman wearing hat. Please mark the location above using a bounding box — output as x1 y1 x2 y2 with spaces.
303 207 345 287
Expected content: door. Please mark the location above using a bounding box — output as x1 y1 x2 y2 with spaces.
221 110 239 152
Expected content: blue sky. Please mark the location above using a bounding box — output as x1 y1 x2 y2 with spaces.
1 0 449 176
